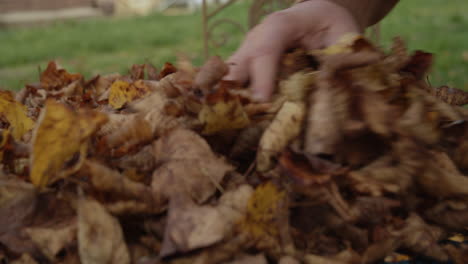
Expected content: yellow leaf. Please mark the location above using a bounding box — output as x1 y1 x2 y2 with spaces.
312 33 362 56
257 101 306 172
279 71 317 102
239 182 286 239
198 98 250 135
0 90 35 140
108 80 151 109
30 100 108 188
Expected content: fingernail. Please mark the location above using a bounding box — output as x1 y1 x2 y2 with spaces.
252 91 269 102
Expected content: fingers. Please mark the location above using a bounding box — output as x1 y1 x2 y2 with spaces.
224 53 249 85
249 52 282 102
224 13 296 101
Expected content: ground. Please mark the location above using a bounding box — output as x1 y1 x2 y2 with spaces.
0 0 467 90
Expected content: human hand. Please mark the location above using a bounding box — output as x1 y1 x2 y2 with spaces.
224 0 362 101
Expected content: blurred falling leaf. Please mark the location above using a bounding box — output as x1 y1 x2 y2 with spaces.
431 85 468 106
257 101 305 172
0 90 35 140
30 100 107 188
108 80 152 109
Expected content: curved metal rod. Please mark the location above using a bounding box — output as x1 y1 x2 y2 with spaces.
207 18 246 49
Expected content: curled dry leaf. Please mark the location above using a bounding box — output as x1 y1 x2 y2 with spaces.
77 197 130 264
257 101 305 172
0 90 35 140
85 160 164 213
11 254 38 264
152 129 234 203
40 61 82 91
194 56 229 95
30 100 108 188
278 71 316 102
160 185 253 257
25 221 77 262
305 77 349 156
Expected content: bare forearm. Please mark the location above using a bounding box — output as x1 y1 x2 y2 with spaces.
328 0 399 28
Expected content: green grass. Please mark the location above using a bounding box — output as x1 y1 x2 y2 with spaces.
0 0 467 90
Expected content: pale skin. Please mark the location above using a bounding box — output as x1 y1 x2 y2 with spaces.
225 0 400 101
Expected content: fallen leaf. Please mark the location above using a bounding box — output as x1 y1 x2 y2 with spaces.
278 71 316 102
223 254 268 264
40 61 82 91
11 254 38 264
198 87 250 135
108 80 152 109
77 197 130 264
26 221 77 261
238 182 287 240
160 185 253 257
0 90 35 140
194 56 229 95
152 129 234 203
257 101 305 172
30 100 107 188
431 85 468 106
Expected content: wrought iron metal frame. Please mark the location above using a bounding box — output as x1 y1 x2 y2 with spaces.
202 0 291 58
202 0 380 59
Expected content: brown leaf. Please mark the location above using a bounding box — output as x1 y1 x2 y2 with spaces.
194 56 229 95
418 151 468 198
40 61 82 91
223 254 268 264
160 185 253 257
305 80 349 156
77 197 130 264
11 254 38 264
431 85 468 106
159 62 178 79
425 200 468 231
85 160 164 214
25 220 77 262
230 120 270 159
401 51 433 80
152 129 234 204
0 180 38 256
279 150 343 186
130 64 146 80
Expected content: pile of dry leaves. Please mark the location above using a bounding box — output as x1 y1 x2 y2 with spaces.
0 36 468 264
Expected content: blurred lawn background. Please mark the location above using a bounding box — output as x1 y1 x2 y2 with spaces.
0 0 467 90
